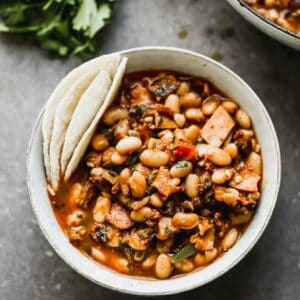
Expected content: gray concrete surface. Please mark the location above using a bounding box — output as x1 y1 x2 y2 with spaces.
0 0 300 299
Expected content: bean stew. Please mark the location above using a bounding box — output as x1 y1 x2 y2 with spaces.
245 0 300 34
50 71 263 279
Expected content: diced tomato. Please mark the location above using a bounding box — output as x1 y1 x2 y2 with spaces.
173 145 196 161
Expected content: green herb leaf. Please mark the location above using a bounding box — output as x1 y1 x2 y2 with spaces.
0 0 115 58
171 243 196 263
175 160 189 168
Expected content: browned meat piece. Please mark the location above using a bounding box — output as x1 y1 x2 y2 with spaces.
148 74 179 101
214 186 240 207
102 147 115 166
198 171 213 195
77 180 96 209
201 106 235 147
198 217 213 236
67 226 86 245
86 151 102 168
122 228 155 250
151 167 181 200
229 168 261 193
130 86 154 105
106 203 133 230
90 224 121 248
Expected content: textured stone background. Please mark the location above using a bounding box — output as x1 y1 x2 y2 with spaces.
1 1 300 299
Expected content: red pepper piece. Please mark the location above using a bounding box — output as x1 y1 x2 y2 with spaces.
173 145 196 161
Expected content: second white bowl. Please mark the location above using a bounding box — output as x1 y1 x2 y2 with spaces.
228 0 300 50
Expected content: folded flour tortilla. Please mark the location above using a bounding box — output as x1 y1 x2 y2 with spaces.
64 57 128 181
42 53 121 189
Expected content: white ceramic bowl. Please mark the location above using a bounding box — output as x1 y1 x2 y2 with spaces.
27 47 281 296
228 0 300 50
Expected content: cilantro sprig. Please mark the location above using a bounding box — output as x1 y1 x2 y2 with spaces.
0 0 115 58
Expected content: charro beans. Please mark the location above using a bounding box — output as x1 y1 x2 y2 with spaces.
116 136 142 155
155 254 172 279
170 161 193 178
172 212 199 230
140 149 169 167
52 70 262 279
103 107 128 126
221 228 239 250
185 174 200 197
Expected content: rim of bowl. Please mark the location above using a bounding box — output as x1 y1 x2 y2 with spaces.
26 46 281 296
231 0 300 40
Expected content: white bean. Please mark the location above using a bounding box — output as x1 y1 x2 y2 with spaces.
111 151 127 165
174 113 186 128
185 174 200 198
236 109 251 129
207 148 232 166
170 161 193 178
172 212 199 230
140 150 169 167
181 92 202 107
103 107 128 126
185 108 206 122
155 254 172 279
221 228 239 250
128 171 146 198
116 136 142 155
223 143 238 159
150 193 164 208
165 94 180 114
174 259 195 273
142 254 157 269
247 152 262 175
91 134 109 152
212 168 234 184
202 96 220 115
221 100 238 114
177 82 190 96
91 247 107 263
93 196 111 223
184 125 200 144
